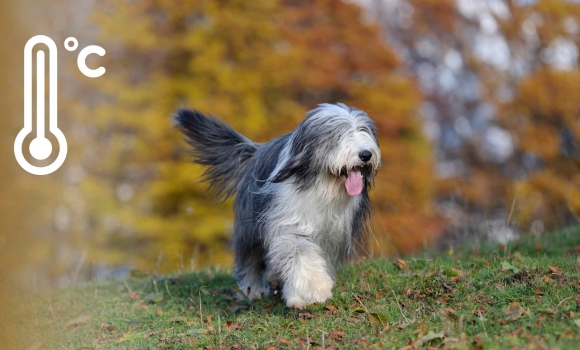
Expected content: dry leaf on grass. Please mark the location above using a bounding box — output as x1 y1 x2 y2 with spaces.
226 320 242 330
503 303 530 322
368 312 388 328
327 331 344 341
396 259 407 270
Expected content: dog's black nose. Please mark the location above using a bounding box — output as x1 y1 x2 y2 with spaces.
359 150 372 162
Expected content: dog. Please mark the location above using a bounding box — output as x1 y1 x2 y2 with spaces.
175 103 381 308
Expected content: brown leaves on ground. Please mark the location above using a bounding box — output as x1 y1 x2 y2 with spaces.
225 320 242 331
327 331 344 342
502 302 530 323
324 305 338 315
396 259 408 270
548 265 563 276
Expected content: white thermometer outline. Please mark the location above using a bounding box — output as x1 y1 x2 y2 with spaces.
15 35 67 175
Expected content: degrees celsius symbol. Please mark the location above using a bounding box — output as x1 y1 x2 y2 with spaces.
14 35 106 175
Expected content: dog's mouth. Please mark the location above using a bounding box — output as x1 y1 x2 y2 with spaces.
340 166 364 196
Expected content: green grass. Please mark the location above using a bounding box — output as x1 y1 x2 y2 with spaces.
6 227 580 349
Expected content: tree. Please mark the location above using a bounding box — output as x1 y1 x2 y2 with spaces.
365 0 580 235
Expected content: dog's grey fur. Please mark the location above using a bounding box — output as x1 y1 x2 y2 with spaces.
175 103 380 308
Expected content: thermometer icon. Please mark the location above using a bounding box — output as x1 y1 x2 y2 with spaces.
15 35 67 175
14 35 105 175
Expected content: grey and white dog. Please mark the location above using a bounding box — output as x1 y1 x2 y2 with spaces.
175 103 381 308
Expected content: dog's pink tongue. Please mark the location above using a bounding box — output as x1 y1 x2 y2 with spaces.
345 168 363 196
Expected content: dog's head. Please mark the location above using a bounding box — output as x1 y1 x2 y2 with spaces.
273 103 381 196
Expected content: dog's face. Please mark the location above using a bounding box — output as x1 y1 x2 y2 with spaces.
273 103 381 196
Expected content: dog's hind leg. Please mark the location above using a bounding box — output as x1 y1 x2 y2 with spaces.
266 233 334 308
233 246 269 300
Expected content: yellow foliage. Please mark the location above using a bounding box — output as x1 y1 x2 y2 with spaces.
69 0 441 272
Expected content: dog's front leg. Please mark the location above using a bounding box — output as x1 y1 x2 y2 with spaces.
266 233 333 308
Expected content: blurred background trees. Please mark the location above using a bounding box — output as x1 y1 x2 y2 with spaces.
365 0 580 241
3 0 580 286
76 0 438 275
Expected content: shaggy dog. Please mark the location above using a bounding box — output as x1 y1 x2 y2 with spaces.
175 103 380 308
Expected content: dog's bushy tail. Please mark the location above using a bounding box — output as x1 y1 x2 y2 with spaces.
174 109 259 199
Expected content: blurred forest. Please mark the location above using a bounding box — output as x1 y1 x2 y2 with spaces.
3 0 580 287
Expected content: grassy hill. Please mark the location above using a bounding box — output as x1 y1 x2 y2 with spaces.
5 227 580 349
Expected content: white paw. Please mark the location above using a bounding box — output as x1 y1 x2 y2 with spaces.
283 275 334 308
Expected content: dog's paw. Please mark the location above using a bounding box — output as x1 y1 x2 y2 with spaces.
283 274 334 308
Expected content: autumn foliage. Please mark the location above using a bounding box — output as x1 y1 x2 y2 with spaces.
69 0 439 273
4 0 580 282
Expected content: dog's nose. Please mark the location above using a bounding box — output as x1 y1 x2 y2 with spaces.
359 150 372 162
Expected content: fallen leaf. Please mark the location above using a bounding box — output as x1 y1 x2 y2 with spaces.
327 331 344 341
324 305 337 315
441 281 455 293
504 304 529 322
368 312 388 328
548 265 562 275
542 276 556 284
67 315 91 329
226 320 242 331
396 259 407 270
277 338 291 346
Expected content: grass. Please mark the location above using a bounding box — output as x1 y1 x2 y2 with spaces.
5 227 580 349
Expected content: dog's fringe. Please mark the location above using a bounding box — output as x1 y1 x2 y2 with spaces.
174 109 259 199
